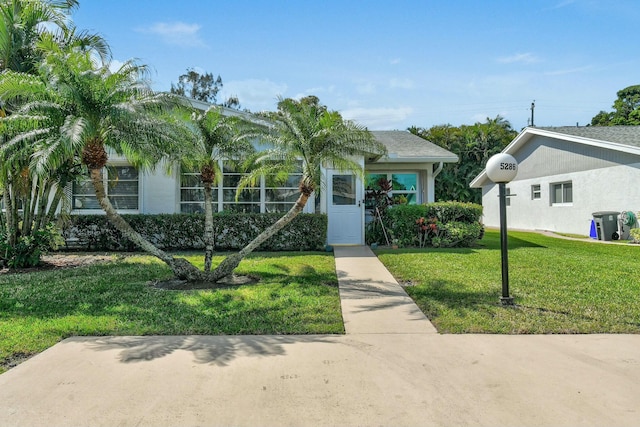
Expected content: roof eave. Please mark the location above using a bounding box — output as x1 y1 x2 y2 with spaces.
373 155 459 164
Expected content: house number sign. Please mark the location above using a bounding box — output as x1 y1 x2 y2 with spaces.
486 153 518 183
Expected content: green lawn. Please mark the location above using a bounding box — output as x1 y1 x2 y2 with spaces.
377 230 640 334
0 252 342 374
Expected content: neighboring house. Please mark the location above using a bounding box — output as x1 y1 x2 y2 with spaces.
470 126 640 236
70 99 458 245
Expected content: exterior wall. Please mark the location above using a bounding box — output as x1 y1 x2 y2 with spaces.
141 164 178 214
481 135 640 235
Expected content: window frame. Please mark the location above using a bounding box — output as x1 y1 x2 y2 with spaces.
531 184 541 200
72 165 140 213
365 171 419 205
550 181 573 206
179 159 304 214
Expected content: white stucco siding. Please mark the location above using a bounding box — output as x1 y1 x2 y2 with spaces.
482 163 640 235
141 165 178 214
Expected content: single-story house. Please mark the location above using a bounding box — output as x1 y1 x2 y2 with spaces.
70 100 458 245
470 126 640 237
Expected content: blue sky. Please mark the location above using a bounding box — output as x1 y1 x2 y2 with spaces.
72 0 639 131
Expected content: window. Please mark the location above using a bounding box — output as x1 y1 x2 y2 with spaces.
531 184 541 200
332 175 356 205
365 172 418 205
265 161 302 213
551 182 572 204
180 172 212 214
505 187 511 207
73 166 139 210
179 160 303 214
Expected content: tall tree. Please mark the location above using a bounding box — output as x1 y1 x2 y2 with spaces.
209 96 386 280
410 116 516 203
170 68 223 103
0 0 109 266
180 106 255 272
0 44 205 279
591 84 640 126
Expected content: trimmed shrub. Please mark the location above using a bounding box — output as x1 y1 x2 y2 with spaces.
62 213 327 252
381 201 483 248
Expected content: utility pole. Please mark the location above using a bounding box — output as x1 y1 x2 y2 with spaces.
530 100 535 127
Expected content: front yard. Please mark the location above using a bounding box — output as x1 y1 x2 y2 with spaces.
377 230 640 334
0 252 342 374
2 229 639 374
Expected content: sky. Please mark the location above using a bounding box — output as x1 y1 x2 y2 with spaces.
72 0 639 131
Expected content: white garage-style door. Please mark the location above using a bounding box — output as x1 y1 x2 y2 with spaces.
327 170 364 245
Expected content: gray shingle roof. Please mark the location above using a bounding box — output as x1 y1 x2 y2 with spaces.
537 126 640 147
370 130 458 162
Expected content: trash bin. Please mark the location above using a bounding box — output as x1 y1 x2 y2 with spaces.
592 211 620 241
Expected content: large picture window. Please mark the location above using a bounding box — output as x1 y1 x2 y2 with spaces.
73 166 139 211
551 181 572 205
180 160 303 214
366 172 418 205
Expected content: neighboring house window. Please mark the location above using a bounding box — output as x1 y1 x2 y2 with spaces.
551 181 572 205
365 172 418 205
73 166 139 211
505 187 511 207
531 184 541 200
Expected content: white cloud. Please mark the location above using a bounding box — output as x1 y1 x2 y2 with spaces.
137 22 206 48
219 79 288 111
544 65 593 76
389 78 415 89
390 58 401 65
340 106 414 130
498 53 540 64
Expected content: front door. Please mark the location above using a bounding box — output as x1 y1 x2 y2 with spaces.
327 170 363 245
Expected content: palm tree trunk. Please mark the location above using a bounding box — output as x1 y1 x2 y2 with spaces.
4 185 16 246
89 168 203 281
209 192 310 281
203 181 215 272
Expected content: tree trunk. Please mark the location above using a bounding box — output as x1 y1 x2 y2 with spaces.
89 168 203 281
4 185 16 246
208 192 309 281
203 181 215 272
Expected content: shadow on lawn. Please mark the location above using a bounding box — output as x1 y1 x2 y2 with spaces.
80 335 340 367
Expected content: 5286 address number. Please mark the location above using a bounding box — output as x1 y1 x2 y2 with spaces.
499 162 517 170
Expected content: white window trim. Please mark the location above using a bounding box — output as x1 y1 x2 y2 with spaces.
550 181 573 206
71 164 141 214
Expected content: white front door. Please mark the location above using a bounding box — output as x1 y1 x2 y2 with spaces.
327 170 363 245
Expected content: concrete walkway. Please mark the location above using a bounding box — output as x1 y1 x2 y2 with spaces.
0 247 639 426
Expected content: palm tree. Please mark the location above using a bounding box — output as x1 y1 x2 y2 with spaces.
0 45 204 279
180 106 255 272
0 0 109 265
209 96 386 281
0 0 108 74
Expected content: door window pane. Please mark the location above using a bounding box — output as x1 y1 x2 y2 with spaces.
332 175 356 205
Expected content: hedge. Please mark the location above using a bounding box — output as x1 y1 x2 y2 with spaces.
61 213 327 252
381 201 483 248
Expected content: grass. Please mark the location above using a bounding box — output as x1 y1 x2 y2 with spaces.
377 230 640 334
0 252 342 374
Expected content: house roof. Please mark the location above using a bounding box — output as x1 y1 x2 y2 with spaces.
470 125 640 188
370 131 458 163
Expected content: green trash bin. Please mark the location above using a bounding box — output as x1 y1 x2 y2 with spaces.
592 211 620 241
